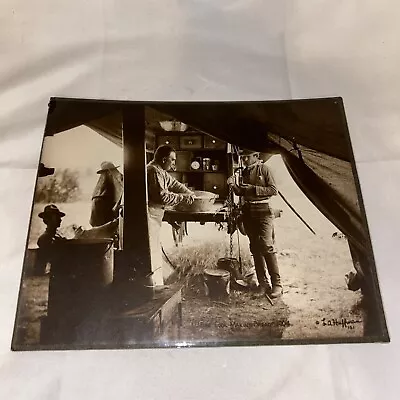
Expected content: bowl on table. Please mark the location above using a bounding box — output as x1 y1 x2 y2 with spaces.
173 190 218 212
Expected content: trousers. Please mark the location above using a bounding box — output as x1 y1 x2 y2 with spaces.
242 203 280 288
242 203 276 254
147 206 165 286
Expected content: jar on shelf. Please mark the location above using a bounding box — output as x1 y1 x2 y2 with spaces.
211 160 220 171
202 158 211 171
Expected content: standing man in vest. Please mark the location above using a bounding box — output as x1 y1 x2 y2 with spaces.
90 161 123 228
227 149 283 298
147 145 195 285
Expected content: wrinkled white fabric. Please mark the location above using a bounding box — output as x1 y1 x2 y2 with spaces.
147 206 167 286
1 1 400 399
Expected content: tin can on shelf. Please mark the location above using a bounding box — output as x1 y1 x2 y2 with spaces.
202 158 211 171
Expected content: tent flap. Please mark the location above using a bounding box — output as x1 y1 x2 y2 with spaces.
281 149 367 254
150 102 370 257
46 99 370 261
45 98 120 136
151 99 350 161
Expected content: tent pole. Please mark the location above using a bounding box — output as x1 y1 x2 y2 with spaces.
122 105 152 278
278 190 316 235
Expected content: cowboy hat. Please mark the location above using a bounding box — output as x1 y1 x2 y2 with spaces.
38 204 65 219
239 148 259 156
97 161 120 174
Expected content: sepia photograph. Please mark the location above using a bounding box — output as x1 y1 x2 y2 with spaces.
11 97 389 350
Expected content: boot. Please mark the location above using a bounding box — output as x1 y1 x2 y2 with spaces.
264 252 283 298
252 254 270 292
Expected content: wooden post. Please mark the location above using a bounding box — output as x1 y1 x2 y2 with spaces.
122 105 152 278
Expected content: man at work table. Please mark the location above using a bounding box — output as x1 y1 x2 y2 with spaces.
146 145 195 285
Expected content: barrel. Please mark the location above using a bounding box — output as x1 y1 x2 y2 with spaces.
203 269 231 299
47 238 114 319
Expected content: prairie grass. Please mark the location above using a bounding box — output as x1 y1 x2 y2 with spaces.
160 184 364 342
20 155 365 344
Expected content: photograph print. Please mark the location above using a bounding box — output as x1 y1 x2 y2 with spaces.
11 97 389 350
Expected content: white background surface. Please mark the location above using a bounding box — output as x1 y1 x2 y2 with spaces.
1 1 399 398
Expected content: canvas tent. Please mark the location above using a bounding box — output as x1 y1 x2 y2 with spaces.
43 98 381 308
45 98 368 253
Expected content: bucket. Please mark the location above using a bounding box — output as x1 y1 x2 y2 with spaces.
47 238 114 319
204 269 231 299
217 257 242 281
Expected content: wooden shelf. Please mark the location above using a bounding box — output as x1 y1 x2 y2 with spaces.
174 170 224 173
198 148 226 151
154 130 232 200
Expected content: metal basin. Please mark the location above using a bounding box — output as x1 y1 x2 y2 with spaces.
173 190 218 212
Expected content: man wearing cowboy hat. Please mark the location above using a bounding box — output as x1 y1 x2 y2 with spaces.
90 161 123 227
34 204 67 275
96 161 120 175
227 148 283 298
35 203 120 274
37 204 67 248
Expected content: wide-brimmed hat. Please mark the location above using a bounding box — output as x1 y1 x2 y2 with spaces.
239 148 259 156
97 161 120 174
38 204 65 219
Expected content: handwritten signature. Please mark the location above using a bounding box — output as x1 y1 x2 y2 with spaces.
315 317 363 330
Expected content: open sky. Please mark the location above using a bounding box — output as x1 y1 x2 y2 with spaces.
38 125 335 234
40 125 123 170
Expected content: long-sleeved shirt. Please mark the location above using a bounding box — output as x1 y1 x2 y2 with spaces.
35 228 66 274
37 229 65 249
92 171 123 202
232 161 277 202
147 161 192 209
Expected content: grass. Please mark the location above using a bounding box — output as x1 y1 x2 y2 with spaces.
17 155 365 346
160 190 364 342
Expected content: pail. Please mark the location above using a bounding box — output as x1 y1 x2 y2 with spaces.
47 238 114 319
217 257 242 281
204 269 231 299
